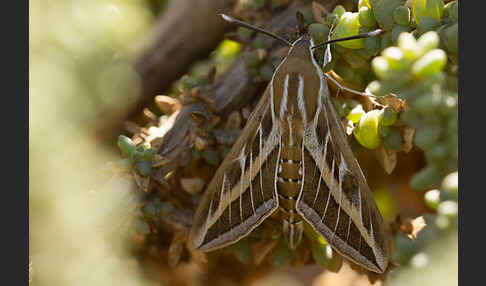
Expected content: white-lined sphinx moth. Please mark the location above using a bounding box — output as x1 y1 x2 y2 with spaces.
190 14 389 273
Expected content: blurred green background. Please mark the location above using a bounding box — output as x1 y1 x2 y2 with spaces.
30 0 161 285
29 0 457 285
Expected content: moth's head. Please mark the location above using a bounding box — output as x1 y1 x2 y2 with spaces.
286 33 314 63
219 13 384 63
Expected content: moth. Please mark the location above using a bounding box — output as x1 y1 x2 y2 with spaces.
190 14 389 273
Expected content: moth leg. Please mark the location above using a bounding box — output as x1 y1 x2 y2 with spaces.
322 73 377 98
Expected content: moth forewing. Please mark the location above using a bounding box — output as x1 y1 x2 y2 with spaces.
190 85 281 251
320 35 389 272
295 38 389 273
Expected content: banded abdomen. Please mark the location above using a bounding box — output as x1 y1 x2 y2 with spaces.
277 115 305 249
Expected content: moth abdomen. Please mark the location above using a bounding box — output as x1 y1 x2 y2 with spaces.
276 139 306 250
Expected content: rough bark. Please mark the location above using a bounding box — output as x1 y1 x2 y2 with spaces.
135 0 237 107
95 0 237 140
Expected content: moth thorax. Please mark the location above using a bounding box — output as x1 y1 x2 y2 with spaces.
282 219 304 250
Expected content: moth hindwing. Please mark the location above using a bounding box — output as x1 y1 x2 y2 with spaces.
190 24 389 274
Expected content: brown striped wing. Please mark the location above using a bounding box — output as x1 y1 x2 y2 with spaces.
191 88 281 251
296 89 389 273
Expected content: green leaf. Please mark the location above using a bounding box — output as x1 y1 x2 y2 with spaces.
424 189 440 209
437 200 458 217
359 0 371 9
371 56 390 80
136 161 152 177
380 106 398 126
441 171 458 194
370 0 406 30
143 147 157 160
411 49 447 80
416 16 440 36
378 125 390 138
410 165 442 191
397 32 420 61
342 50 367 68
384 127 403 150
353 110 383 149
412 0 444 24
359 6 377 28
346 104 365 123
309 23 330 45
118 135 135 157
443 23 458 54
382 46 411 71
311 240 329 267
332 12 365 49
444 1 458 22
417 31 440 55
391 25 410 43
332 5 346 18
393 6 411 26
414 126 441 149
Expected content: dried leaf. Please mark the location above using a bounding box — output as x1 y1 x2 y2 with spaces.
312 1 328 24
256 48 267 61
164 208 194 231
342 119 354 136
143 108 158 124
400 216 427 240
205 66 217 83
180 177 206 195
168 232 185 268
211 115 221 127
186 238 207 264
151 154 170 167
132 169 150 192
241 107 251 120
146 110 180 145
379 96 405 113
155 95 181 115
402 127 415 153
190 110 209 126
194 135 210 151
225 111 242 129
124 121 143 135
211 129 241 145
373 144 397 174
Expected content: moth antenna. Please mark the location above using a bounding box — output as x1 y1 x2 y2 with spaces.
220 14 292 47
311 29 385 49
323 73 378 98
